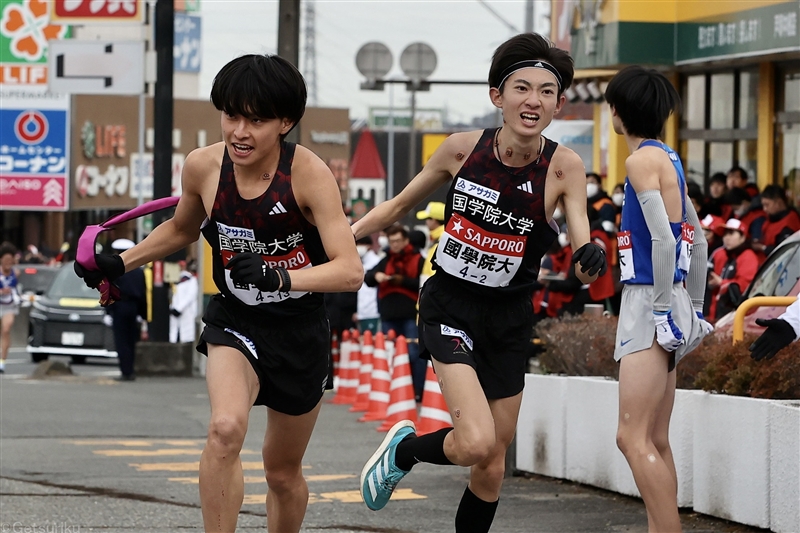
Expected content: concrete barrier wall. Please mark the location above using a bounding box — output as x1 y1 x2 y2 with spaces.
770 401 800 533
516 374 800 532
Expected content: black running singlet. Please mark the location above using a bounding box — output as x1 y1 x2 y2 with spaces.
433 128 558 298
201 143 329 316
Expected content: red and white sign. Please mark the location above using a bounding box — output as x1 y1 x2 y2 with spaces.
436 214 527 287
50 0 144 23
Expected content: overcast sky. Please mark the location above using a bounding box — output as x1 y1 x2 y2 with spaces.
200 1 548 124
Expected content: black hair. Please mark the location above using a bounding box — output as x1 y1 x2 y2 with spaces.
488 33 574 96
355 236 373 246
725 187 751 206
586 172 602 182
385 223 409 239
604 65 680 140
408 230 427 251
728 166 748 182
709 172 727 185
0 243 17 258
210 54 307 138
687 181 704 203
761 185 787 203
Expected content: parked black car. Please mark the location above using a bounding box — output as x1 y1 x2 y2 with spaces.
16 264 60 307
27 262 117 364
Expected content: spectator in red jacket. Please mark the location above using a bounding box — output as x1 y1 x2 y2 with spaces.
726 187 766 242
708 219 759 321
754 185 800 259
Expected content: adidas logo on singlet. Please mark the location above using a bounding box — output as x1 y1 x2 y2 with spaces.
269 202 287 215
517 181 533 194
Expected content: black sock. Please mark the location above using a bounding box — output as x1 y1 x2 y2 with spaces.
394 427 454 471
455 486 499 533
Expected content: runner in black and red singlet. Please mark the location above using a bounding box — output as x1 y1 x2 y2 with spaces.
75 54 362 533
352 33 607 533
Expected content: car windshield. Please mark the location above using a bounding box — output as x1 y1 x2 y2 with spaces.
746 242 800 298
17 266 59 294
46 263 101 299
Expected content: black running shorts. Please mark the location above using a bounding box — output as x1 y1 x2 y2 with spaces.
197 294 330 415
417 275 534 399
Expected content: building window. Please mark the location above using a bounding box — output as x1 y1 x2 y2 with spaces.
778 65 800 206
679 68 759 192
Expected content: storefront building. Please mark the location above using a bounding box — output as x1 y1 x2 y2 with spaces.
553 0 800 198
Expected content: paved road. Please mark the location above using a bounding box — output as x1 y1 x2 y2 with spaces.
0 347 767 533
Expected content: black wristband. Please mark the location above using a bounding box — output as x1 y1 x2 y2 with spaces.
276 267 292 292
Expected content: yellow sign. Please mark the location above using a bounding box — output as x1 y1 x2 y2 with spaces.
422 134 449 166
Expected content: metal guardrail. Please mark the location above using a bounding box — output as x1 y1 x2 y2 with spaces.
732 296 797 344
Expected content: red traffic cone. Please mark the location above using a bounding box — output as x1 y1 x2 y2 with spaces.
377 336 417 432
350 330 373 412
417 360 452 435
359 331 390 422
330 329 359 404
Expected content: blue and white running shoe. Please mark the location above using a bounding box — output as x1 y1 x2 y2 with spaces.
360 419 416 511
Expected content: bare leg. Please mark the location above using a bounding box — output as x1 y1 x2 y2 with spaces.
468 393 523 501
617 345 682 533
431 359 496 466
199 344 259 533
1 313 15 362
653 370 678 499
262 402 322 533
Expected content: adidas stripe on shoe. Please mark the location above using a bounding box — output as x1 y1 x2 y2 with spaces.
360 419 416 511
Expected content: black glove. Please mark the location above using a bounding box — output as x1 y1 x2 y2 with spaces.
170 308 181 317
226 253 281 292
571 242 607 277
74 253 125 289
749 318 796 361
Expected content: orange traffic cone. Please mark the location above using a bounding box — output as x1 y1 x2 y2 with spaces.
417 360 453 435
359 331 390 422
331 331 340 378
377 335 418 432
350 330 373 412
330 329 359 404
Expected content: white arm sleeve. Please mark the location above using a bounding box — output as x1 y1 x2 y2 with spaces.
637 189 676 313
778 297 800 340
684 199 708 312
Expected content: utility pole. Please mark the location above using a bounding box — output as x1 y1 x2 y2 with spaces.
303 0 318 106
150 0 174 342
278 0 301 143
524 0 534 33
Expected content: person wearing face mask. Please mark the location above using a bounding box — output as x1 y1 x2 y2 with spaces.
355 235 382 335
707 219 759 321
586 172 617 229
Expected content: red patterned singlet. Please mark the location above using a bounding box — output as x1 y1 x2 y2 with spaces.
433 128 559 298
201 143 328 316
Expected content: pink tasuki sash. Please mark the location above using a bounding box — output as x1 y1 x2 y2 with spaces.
76 196 180 306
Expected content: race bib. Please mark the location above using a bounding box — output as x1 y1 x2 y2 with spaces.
216 222 309 305
435 214 526 287
678 222 693 273
617 231 634 281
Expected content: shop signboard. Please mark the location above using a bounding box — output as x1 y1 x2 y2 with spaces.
49 0 144 23
368 107 444 131
0 87 69 211
174 13 201 73
676 1 800 64
0 0 69 85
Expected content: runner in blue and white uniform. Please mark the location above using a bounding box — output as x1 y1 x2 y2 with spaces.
606 66 712 533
